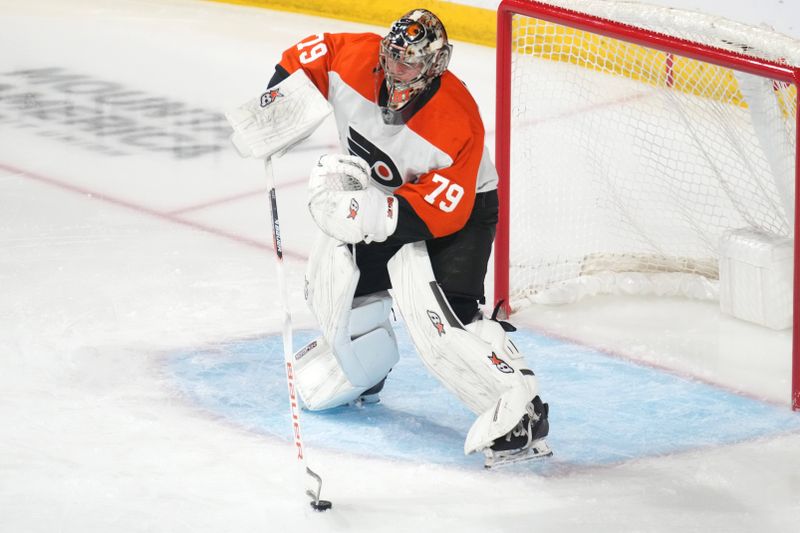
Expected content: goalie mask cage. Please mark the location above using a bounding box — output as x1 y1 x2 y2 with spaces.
493 0 800 409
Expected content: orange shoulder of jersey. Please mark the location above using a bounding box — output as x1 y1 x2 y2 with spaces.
395 74 487 238
278 32 381 102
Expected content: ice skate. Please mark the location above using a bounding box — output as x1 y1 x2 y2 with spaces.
354 376 387 405
483 396 552 468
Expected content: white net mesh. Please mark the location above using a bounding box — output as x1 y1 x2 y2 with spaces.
505 0 798 307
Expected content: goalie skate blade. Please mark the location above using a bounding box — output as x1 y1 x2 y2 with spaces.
483 438 553 469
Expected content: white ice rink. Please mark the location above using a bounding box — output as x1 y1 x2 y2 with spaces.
1 1 799 532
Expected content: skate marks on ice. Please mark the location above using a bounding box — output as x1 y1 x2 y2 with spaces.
166 327 800 473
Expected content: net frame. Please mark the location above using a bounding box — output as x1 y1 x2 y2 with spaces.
493 0 800 410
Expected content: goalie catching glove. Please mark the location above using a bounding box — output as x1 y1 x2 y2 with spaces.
308 154 398 244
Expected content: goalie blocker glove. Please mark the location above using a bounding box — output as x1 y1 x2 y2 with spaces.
308 154 398 244
224 69 332 160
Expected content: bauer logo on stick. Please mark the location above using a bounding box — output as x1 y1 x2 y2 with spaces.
269 188 283 259
260 88 283 107
427 310 445 336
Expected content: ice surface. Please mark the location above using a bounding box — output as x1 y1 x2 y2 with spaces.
1 1 798 532
167 327 800 471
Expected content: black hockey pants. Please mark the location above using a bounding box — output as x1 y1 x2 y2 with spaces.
353 189 498 324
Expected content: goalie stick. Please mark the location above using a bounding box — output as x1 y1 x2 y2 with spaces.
265 156 332 512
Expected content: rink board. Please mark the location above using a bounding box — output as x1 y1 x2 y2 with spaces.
167 325 800 472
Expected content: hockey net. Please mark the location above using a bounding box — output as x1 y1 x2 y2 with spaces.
494 0 800 409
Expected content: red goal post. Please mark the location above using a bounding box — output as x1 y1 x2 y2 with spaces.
493 0 800 409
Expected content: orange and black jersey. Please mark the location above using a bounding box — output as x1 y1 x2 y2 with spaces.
271 32 498 242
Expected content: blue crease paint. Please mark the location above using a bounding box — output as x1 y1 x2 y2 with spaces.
167 327 800 472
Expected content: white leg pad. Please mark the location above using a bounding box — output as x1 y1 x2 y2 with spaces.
294 317 398 410
387 242 540 454
304 232 361 350
297 232 398 410
462 367 538 455
293 336 353 410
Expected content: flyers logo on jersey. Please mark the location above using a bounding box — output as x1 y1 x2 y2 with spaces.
260 88 283 107
427 310 445 336
348 126 403 187
488 352 514 374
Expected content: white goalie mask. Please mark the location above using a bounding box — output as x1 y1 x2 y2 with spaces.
377 9 452 120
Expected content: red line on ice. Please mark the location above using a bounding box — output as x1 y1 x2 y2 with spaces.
0 162 308 262
166 176 309 216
